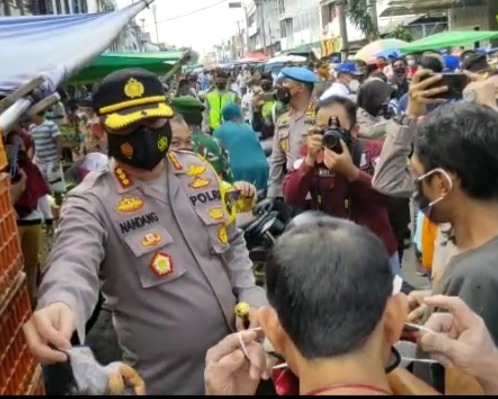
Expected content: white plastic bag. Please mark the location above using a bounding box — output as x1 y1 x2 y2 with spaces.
47 162 66 193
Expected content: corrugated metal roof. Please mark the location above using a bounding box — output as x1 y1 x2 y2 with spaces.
381 0 486 17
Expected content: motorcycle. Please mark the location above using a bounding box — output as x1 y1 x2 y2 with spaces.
239 195 288 286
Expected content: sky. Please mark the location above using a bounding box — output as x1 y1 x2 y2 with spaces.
116 0 245 55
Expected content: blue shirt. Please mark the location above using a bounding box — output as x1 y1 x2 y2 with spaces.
213 121 269 191
199 74 210 91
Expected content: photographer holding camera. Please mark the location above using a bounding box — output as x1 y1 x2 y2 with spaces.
251 73 278 139
283 95 399 274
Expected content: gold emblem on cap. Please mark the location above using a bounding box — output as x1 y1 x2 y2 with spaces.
124 78 145 99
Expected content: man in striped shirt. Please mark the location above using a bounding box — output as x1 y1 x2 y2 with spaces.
29 112 62 183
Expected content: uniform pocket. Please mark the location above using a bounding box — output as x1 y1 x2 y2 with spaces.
123 226 187 288
193 205 231 255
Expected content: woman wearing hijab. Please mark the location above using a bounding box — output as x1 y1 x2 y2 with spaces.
5 130 52 307
357 79 411 266
356 79 395 140
213 104 269 191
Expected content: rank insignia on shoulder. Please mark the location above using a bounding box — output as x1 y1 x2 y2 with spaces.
218 225 229 246
209 207 224 220
117 197 144 213
185 164 206 177
189 177 211 189
167 152 183 171
114 166 132 189
150 252 173 277
141 233 162 247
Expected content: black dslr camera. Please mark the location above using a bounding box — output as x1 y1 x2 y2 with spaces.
320 116 352 154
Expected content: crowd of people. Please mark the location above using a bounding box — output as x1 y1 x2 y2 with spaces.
2 47 498 395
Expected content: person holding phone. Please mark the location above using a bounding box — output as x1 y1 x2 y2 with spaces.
373 69 498 393
251 73 278 139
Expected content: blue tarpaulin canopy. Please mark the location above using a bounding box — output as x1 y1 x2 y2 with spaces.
0 1 150 96
0 1 153 133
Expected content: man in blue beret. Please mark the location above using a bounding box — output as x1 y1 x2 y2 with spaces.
264 67 317 210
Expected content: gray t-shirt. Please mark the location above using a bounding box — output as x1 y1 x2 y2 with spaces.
433 235 498 343
415 235 498 388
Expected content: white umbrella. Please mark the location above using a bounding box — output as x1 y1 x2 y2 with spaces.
354 39 409 64
266 54 307 65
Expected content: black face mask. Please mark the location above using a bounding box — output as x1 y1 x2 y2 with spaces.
261 81 273 92
412 178 432 217
215 82 227 90
276 87 291 105
394 68 406 77
377 103 394 119
108 123 172 171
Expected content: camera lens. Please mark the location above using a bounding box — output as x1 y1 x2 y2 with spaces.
322 130 343 153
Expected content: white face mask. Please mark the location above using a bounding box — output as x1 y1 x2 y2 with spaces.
349 79 360 93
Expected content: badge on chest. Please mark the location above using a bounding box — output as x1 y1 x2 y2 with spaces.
150 252 173 277
141 233 162 248
116 197 144 213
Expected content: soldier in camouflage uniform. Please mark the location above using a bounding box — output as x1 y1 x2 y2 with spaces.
171 96 234 183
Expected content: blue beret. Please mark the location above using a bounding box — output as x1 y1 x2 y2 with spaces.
281 67 318 84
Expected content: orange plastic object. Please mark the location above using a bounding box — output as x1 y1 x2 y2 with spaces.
0 174 22 299
0 136 7 171
0 274 36 395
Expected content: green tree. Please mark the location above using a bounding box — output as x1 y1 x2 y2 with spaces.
386 24 413 42
345 0 378 40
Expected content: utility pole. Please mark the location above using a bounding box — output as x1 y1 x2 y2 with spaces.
243 3 251 53
268 22 273 56
337 0 349 61
152 4 159 44
256 0 267 55
237 20 243 57
2 0 11 16
370 0 379 40
17 0 25 15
